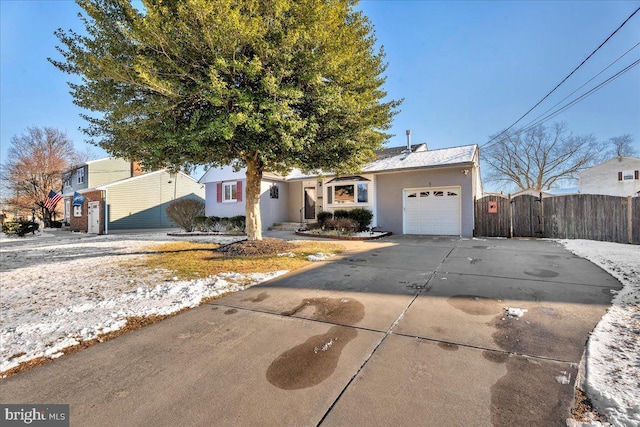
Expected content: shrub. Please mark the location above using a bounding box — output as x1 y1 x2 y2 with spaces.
336 218 358 233
333 209 350 219
2 221 19 235
317 211 333 228
205 216 219 231
50 220 63 228
348 208 373 232
229 215 246 232
166 198 205 232
2 220 40 237
193 215 208 231
323 218 358 233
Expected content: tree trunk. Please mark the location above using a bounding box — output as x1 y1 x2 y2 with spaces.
244 155 264 241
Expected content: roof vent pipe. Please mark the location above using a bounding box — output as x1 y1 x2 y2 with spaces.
406 130 411 154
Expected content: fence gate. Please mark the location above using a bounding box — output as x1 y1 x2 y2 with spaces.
510 194 542 237
474 195 510 237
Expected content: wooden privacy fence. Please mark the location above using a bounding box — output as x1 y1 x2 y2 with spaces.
474 193 640 244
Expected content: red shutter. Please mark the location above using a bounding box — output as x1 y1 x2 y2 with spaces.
216 182 222 203
618 172 623 181
635 170 639 180
237 181 242 202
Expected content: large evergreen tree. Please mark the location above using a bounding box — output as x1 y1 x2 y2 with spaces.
51 0 400 239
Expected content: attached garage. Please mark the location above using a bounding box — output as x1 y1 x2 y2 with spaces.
403 186 461 235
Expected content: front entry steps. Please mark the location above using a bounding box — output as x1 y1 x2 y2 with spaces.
268 222 305 231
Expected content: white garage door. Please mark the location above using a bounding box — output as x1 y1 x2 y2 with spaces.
403 187 461 235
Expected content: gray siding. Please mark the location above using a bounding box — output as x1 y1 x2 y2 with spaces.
107 171 204 229
259 179 288 230
204 179 247 218
375 167 475 236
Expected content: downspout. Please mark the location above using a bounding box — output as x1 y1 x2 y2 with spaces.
104 189 109 235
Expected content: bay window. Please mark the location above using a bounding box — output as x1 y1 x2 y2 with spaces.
326 176 369 205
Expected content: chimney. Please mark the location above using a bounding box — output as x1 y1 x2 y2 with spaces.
406 130 412 154
131 161 143 177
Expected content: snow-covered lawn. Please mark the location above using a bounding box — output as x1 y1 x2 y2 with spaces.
558 240 640 427
0 232 286 375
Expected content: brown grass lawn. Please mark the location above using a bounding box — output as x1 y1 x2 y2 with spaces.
132 240 346 279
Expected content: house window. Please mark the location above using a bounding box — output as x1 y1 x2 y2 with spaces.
357 183 368 203
326 176 370 205
77 168 85 184
622 170 634 180
223 182 237 202
73 205 82 217
270 185 279 199
420 191 430 197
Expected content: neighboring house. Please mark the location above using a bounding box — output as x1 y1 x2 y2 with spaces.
62 157 142 223
579 157 640 197
63 158 205 233
199 143 482 236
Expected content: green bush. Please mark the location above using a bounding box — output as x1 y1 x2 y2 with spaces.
2 220 39 237
317 211 333 227
348 208 373 232
2 221 19 235
193 215 208 231
229 215 246 232
333 209 350 219
50 220 63 228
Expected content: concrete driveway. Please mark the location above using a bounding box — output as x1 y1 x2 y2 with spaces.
0 235 621 426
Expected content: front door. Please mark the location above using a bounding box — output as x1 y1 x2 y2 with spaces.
88 201 100 234
304 187 316 220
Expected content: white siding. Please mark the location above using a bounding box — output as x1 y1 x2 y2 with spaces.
579 157 640 197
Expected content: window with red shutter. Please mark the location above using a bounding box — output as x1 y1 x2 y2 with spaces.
216 182 222 203
618 172 623 181
237 181 242 202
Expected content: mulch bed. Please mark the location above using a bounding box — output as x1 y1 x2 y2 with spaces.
295 231 392 241
214 238 296 256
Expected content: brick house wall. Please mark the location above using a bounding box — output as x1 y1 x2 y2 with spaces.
69 190 104 233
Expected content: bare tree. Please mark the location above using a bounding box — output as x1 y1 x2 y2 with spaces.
607 134 637 157
483 123 606 191
1 127 81 224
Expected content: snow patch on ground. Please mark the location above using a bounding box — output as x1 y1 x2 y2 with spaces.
0 233 285 374
307 253 333 262
558 239 640 427
504 307 528 318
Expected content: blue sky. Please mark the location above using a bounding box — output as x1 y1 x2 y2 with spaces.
1 0 639 174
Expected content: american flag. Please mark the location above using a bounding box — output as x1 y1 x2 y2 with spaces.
43 190 62 211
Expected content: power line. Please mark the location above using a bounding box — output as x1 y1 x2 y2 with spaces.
482 6 640 147
517 41 640 133
514 58 640 134
483 57 640 151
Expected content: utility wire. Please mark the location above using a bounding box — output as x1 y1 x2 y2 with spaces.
515 58 640 134
482 6 640 147
517 41 640 133
483 57 640 151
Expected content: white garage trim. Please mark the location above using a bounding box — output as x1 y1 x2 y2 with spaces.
403 186 461 235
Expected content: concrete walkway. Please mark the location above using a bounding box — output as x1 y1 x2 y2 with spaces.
0 235 621 426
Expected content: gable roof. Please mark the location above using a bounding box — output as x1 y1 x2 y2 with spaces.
286 144 478 180
362 144 477 174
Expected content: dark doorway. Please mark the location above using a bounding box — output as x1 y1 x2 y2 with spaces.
304 187 316 220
